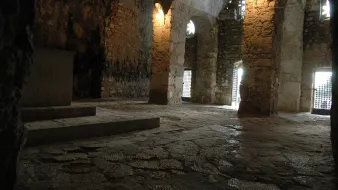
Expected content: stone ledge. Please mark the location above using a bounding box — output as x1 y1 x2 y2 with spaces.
21 106 97 122
25 115 160 146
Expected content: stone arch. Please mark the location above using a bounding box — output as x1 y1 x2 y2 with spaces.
149 1 220 105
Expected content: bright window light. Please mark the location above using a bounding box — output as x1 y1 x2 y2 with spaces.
186 20 195 38
232 67 243 107
321 0 331 20
313 71 332 110
182 70 192 98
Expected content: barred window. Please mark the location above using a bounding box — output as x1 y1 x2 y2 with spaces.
182 70 192 98
313 70 332 110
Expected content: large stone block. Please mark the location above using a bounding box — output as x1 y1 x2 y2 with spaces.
21 48 75 107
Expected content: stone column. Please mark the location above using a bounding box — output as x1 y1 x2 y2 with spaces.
192 18 218 104
238 0 280 116
331 0 338 169
149 2 189 104
149 5 172 104
215 5 243 105
278 0 305 112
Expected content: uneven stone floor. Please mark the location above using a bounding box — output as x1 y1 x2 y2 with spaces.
16 101 336 190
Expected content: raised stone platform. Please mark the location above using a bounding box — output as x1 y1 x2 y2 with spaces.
25 108 160 146
21 106 97 122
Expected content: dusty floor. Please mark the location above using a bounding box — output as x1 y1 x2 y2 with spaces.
16 101 336 190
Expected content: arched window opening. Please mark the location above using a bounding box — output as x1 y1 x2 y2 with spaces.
312 68 332 115
232 66 243 107
186 20 195 39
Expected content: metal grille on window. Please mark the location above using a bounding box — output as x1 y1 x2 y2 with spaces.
232 68 239 106
232 67 243 107
182 70 192 98
313 71 332 114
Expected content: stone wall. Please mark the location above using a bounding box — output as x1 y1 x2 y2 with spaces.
34 0 153 99
215 5 243 105
301 0 331 112
101 0 153 98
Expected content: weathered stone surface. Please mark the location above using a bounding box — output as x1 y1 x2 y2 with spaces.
52 153 88 162
159 159 183 170
215 3 243 105
149 1 218 105
135 147 169 160
129 160 160 169
104 163 134 178
101 152 126 162
61 162 92 174
167 141 199 159
278 0 305 112
34 0 153 99
16 102 337 189
238 0 281 116
228 178 280 190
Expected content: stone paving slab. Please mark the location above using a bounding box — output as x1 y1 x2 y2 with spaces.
21 105 96 122
25 109 160 146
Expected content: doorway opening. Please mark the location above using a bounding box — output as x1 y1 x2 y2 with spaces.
312 68 332 115
232 67 243 107
182 70 192 101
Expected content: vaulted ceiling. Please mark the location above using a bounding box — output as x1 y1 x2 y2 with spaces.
177 0 228 17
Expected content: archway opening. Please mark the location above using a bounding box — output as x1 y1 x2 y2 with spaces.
182 20 196 101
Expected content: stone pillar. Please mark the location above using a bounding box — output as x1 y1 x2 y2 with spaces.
215 5 243 105
192 18 218 104
149 2 189 104
331 0 338 170
238 0 280 116
149 5 172 104
278 0 305 112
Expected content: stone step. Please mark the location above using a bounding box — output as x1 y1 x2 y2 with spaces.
21 106 97 122
25 114 160 147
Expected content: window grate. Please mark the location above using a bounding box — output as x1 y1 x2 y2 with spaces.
232 68 239 105
232 68 243 107
182 70 192 98
313 71 332 110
